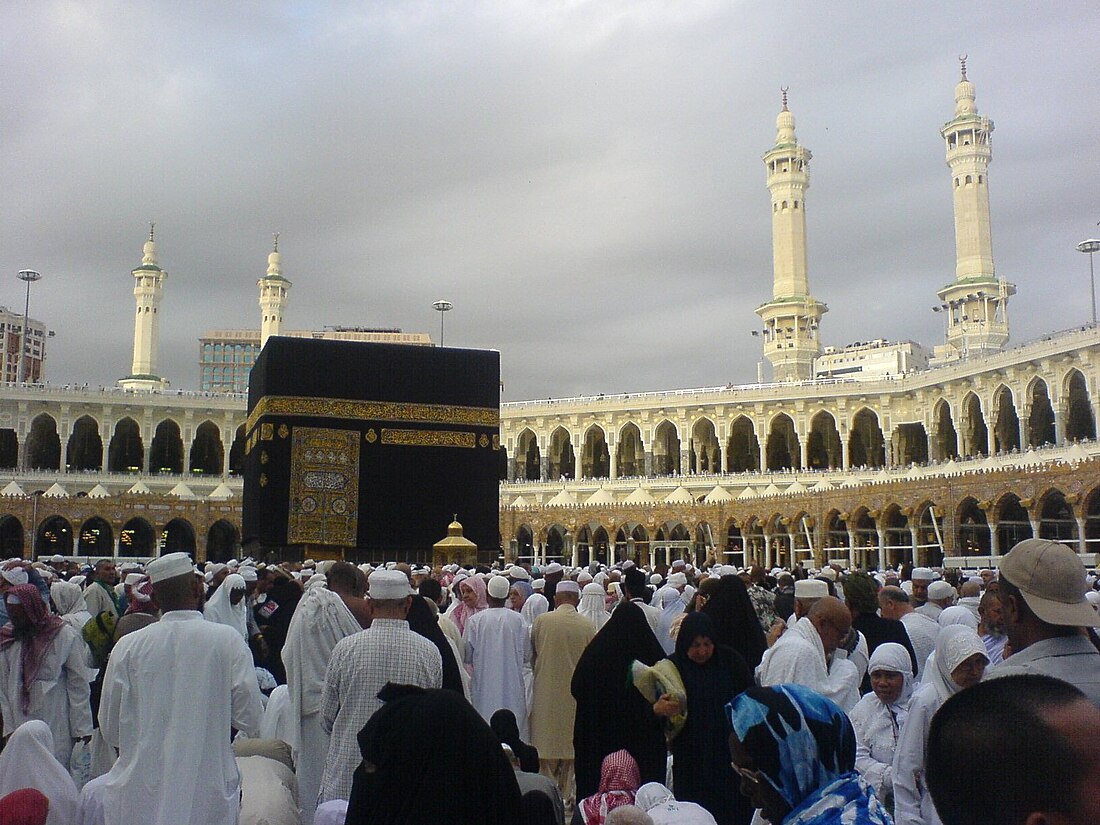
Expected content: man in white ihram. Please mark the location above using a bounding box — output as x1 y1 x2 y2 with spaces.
88 551 264 825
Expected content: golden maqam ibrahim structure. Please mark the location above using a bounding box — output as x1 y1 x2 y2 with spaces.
2 62 1099 569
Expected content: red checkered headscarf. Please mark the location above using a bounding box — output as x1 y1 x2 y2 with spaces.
0 584 65 714
579 749 641 825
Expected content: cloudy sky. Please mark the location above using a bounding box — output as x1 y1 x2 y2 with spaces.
3 1 1098 401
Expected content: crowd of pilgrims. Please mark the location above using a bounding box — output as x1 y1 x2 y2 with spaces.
2 537 1100 825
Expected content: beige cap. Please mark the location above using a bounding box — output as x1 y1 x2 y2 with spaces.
795 579 829 599
487 575 511 599
368 569 412 600
1000 538 1100 627
146 552 194 583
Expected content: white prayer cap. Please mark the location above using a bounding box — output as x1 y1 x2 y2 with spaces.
795 579 829 599
303 559 316 567
818 567 838 582
1 568 28 586
622 560 636 570
120 561 140 572
124 573 145 586
556 580 580 595
147 552 194 583
368 569 412 600
487 576 510 599
670 559 686 571
545 562 564 576
532 578 546 591
911 567 936 581
650 574 663 585
358 564 373 575
582 582 605 596
227 559 239 569
50 554 64 563
509 566 530 581
577 571 593 585
306 573 328 589
239 567 258 582
668 572 687 588
928 580 956 601
209 563 226 575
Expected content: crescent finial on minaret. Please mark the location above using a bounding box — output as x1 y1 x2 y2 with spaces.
781 86 789 111
959 54 968 80
273 232 280 253
149 221 156 242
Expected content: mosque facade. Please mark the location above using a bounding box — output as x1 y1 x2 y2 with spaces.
2 65 1099 568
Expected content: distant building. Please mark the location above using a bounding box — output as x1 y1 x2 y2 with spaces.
814 339 931 380
0 306 48 384
199 327 433 393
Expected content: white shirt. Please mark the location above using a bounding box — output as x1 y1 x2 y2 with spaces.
0 622 93 767
320 618 442 803
97 610 264 825
899 612 938 682
891 684 944 825
850 692 909 798
464 606 531 738
756 617 860 711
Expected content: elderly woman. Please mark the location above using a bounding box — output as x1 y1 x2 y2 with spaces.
892 624 988 825
727 685 891 825
848 642 914 810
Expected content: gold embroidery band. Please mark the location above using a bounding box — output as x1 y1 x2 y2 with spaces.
381 428 476 448
246 396 498 434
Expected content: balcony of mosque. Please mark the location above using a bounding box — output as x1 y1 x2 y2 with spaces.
0 467 244 497
499 438 1100 502
501 324 1100 418
0 381 247 411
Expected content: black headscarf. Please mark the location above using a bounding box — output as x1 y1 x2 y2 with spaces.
490 708 540 774
667 611 753 825
570 601 667 799
345 684 522 825
701 574 768 669
405 595 464 695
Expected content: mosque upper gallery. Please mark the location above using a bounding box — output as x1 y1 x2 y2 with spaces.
2 64 1099 568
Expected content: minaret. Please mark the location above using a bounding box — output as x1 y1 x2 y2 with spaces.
258 234 291 348
936 57 1014 359
119 224 169 391
756 90 826 381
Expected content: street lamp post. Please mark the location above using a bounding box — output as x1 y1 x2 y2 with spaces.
16 270 42 384
432 300 453 347
1076 239 1100 326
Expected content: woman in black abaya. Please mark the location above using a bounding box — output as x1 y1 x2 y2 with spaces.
570 600 667 800
701 574 768 670
404 594 464 695
654 610 753 825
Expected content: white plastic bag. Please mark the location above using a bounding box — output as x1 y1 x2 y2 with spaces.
70 738 93 789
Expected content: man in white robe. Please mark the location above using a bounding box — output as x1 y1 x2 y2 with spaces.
464 575 532 738
94 553 264 825
282 566 364 825
879 585 938 682
757 596 860 711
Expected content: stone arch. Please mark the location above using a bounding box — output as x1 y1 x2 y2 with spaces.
892 423 929 465
824 510 850 561
724 518 744 565
807 411 842 470
1084 486 1100 553
206 519 240 563
996 493 1032 551
1026 378 1056 447
914 502 942 564
991 385 1020 453
880 505 910 567
848 408 885 468
690 418 720 474
107 417 143 472
742 517 765 565
0 515 23 556
575 525 592 567
616 422 645 478
726 416 760 473
763 513 788 568
26 413 61 471
766 413 800 471
36 515 73 556
1038 488 1077 543
580 425 610 479
0 430 16 469
932 400 958 461
228 424 247 476
149 419 184 474
544 524 567 561
961 393 989 457
956 497 989 555
78 516 113 556
851 508 878 568
547 427 575 480
162 518 197 557
591 525 610 565
120 517 156 556
516 428 541 481
1063 369 1096 441
515 525 534 559
189 420 224 476
652 420 681 476
66 415 103 471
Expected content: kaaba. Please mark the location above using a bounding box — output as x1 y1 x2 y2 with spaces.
242 337 500 564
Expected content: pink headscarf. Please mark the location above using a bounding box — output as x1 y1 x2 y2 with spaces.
580 749 641 825
0 584 65 714
450 576 488 634
0 788 50 825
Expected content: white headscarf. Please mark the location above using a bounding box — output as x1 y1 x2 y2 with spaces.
938 605 978 629
0 720 79 825
50 580 91 633
204 573 248 641
867 641 915 712
928 625 987 701
520 591 549 626
579 582 610 632
655 587 685 655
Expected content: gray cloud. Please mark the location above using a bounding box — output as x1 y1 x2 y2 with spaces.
2 1 1098 401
